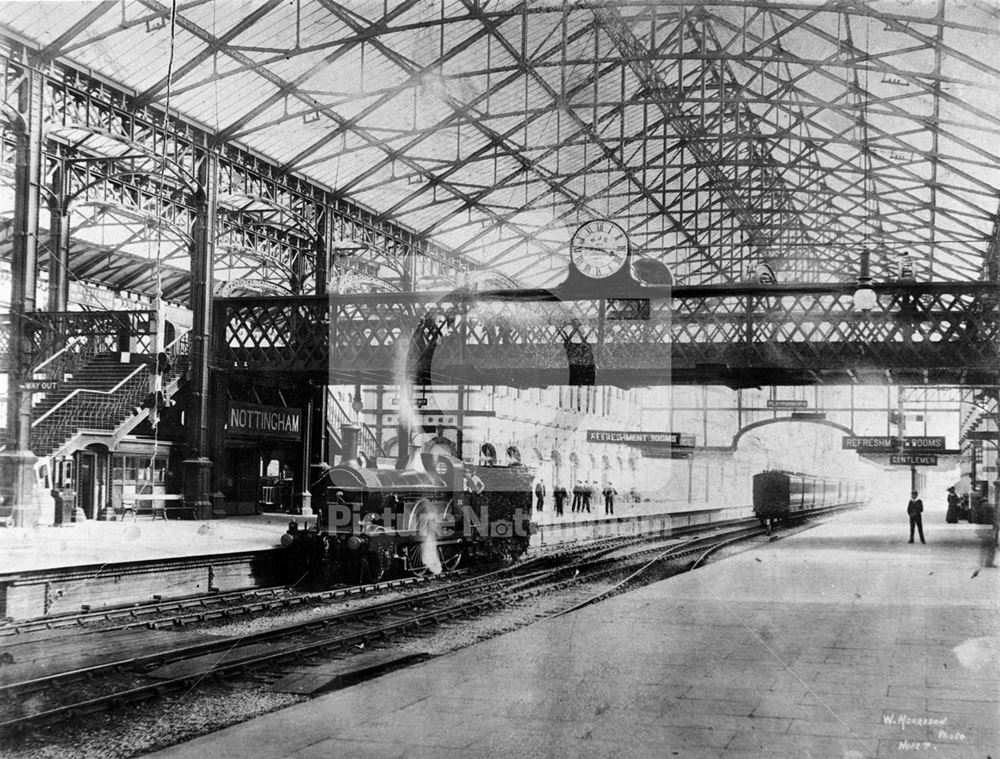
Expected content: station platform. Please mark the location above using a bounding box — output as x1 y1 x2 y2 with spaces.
529 496 749 548
0 514 298 574
0 497 720 574
147 499 999 759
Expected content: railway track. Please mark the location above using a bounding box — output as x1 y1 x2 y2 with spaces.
0 573 463 639
0 503 859 733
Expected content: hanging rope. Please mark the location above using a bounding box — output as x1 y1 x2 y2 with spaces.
144 0 180 495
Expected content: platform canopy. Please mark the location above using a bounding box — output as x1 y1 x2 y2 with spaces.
2 0 1000 291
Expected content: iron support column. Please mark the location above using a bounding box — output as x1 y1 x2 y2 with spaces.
1 58 44 527
299 390 315 517
315 210 329 296
456 384 464 459
47 168 70 313
182 149 218 519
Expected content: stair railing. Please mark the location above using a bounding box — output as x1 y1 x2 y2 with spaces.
326 390 386 460
30 330 191 457
30 363 151 455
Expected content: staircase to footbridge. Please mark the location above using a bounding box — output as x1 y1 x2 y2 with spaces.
214 281 1000 388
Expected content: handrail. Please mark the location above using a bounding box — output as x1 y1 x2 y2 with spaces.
31 363 149 428
33 344 71 373
31 329 191 430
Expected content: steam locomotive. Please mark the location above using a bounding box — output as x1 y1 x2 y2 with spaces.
752 470 865 533
281 430 534 584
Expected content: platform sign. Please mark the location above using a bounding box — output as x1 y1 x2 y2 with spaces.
586 430 680 446
228 402 301 439
842 436 945 453
414 397 428 407
766 399 808 409
889 454 938 466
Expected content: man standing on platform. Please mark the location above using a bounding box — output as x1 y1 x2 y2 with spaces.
534 480 546 512
603 482 617 515
553 483 567 517
571 481 582 513
907 490 926 543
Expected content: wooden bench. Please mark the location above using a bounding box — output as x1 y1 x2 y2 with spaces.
121 493 184 520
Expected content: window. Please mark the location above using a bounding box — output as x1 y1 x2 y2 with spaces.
112 454 168 511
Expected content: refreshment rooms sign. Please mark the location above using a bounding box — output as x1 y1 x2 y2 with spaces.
586 430 680 446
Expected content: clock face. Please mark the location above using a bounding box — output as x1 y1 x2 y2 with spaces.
570 220 629 278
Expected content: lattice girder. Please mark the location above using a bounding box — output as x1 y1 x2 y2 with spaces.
213 283 999 387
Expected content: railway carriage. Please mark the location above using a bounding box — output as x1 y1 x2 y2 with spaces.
752 470 863 533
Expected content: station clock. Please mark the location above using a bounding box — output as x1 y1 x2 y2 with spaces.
570 220 629 279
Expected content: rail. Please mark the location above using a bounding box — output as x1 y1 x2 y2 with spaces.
0 520 777 729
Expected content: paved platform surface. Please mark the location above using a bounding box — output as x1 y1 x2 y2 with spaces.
146 499 999 759
0 514 301 573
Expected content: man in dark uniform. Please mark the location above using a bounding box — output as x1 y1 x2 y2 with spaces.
534 481 546 512
581 482 592 513
571 481 582 513
907 490 925 543
553 484 567 517
603 482 617 515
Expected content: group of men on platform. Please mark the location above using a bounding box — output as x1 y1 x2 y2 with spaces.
534 481 618 517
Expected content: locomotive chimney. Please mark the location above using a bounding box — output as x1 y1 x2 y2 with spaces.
405 443 427 473
339 424 362 468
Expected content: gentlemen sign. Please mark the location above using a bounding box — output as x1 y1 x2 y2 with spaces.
586 430 680 446
842 436 945 453
229 403 301 438
889 454 938 466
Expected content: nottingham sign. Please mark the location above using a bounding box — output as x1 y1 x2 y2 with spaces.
228 402 301 439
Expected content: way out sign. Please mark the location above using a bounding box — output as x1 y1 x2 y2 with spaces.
889 454 938 466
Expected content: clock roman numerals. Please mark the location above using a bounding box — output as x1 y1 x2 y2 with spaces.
570 220 629 279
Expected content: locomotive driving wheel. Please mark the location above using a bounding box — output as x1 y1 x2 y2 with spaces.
439 543 463 572
407 543 462 576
